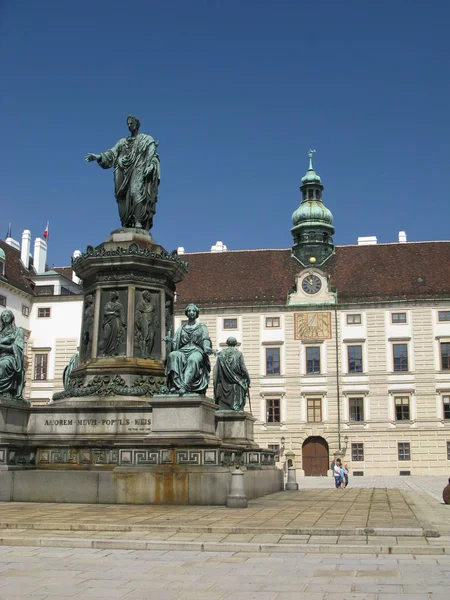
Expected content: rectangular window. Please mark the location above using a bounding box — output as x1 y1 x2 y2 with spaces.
395 397 410 421
0 262 4 276
266 347 280 375
447 441 450 460
393 343 408 371
268 444 280 461
398 442 411 461
438 311 450 322
22 305 30 316
347 345 363 373
306 346 320 374
35 285 55 296
392 312 407 324
37 307 51 318
347 314 361 325
0 294 6 307
265 316 280 328
443 396 450 420
441 343 450 370
266 399 280 423
223 318 237 329
307 397 322 422
61 286 74 296
351 443 364 461
34 353 48 380
349 397 364 422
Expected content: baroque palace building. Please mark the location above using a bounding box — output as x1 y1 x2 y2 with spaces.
2 152 450 476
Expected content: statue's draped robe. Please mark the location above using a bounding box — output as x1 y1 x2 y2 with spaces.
98 133 160 230
213 347 250 411
80 302 94 362
135 299 157 357
100 299 126 356
0 324 25 398
165 322 211 393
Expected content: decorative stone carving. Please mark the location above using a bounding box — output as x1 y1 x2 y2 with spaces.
134 291 159 358
79 294 95 362
0 310 26 400
52 374 166 400
98 290 127 357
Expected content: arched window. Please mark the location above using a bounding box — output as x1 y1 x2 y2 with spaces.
308 189 314 199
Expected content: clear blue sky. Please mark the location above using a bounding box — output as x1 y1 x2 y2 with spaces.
1 0 449 267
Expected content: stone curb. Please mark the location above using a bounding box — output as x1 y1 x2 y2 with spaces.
0 535 449 555
0 522 438 538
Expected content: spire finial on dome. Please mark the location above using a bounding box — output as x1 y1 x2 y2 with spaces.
308 149 316 170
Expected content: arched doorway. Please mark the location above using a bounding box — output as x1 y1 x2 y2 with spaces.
302 436 329 476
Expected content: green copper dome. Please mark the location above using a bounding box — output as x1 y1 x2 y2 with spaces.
292 200 333 227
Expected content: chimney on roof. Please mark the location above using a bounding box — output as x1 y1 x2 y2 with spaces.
177 247 185 255
210 241 227 253
72 250 82 285
357 236 378 246
6 236 20 251
21 230 31 269
398 230 407 243
33 238 47 274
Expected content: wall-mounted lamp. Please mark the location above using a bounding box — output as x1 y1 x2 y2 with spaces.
280 436 286 449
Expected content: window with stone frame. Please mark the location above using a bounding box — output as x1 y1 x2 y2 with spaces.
306 346 320 374
347 345 363 373
22 305 30 316
438 311 450 322
447 441 450 460
346 313 361 325
223 318 237 329
395 397 410 421
268 444 280 461
34 353 48 380
307 397 322 422
443 396 450 420
265 347 281 375
35 285 55 296
0 294 6 307
392 312 407 324
393 343 408 372
351 443 364 461
441 343 450 370
37 307 51 318
398 442 411 461
266 398 280 423
265 316 280 328
349 397 364 422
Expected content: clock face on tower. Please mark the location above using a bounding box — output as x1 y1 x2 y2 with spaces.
302 274 322 294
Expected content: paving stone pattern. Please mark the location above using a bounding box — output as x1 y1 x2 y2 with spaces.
0 546 449 599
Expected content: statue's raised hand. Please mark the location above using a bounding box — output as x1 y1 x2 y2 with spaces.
85 153 101 162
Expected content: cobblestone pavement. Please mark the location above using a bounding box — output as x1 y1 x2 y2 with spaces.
0 545 449 599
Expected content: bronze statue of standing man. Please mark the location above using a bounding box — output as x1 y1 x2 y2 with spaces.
85 116 161 231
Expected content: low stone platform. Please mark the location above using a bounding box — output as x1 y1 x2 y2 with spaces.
0 486 449 555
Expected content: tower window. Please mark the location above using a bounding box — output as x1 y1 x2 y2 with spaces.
308 189 314 199
315 189 320 199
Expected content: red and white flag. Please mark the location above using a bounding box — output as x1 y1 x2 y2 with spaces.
43 221 49 243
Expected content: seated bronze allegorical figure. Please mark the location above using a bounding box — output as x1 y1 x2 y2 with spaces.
0 309 25 400
164 303 213 395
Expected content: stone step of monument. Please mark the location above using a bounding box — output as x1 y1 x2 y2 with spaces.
0 521 437 537
0 531 449 555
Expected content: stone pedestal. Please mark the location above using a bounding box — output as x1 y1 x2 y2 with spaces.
52 229 187 403
215 410 257 448
147 394 220 445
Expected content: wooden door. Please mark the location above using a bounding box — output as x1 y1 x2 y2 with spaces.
302 437 329 476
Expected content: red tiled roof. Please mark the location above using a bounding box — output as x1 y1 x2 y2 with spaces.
175 241 450 309
0 240 35 295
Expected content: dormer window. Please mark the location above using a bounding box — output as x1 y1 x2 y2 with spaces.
0 261 4 276
0 247 5 276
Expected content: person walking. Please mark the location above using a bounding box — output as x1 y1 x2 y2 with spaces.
333 458 342 488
